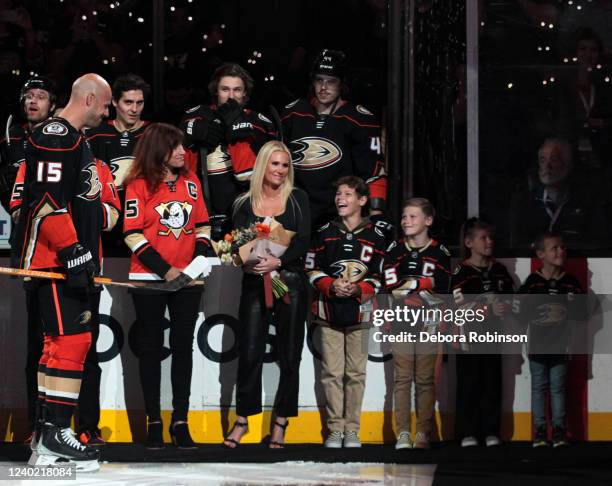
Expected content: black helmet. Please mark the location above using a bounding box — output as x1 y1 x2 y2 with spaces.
20 76 57 106
310 49 347 80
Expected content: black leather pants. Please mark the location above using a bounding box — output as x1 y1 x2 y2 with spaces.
235 269 307 418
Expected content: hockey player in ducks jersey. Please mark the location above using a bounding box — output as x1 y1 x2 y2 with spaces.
282 49 387 229
14 73 112 472
86 74 151 254
180 63 274 240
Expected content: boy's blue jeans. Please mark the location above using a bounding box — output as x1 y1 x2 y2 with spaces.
529 355 568 428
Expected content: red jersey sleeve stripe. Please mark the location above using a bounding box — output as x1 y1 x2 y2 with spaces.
28 136 82 152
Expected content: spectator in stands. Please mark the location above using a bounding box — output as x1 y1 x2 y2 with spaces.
556 28 612 169
509 138 609 250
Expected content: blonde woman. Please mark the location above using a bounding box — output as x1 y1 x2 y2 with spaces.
223 141 311 449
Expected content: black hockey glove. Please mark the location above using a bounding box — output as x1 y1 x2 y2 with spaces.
181 117 209 147
58 243 97 290
226 117 255 143
215 98 243 127
206 117 226 147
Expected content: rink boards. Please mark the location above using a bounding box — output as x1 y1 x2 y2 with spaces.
1 257 612 443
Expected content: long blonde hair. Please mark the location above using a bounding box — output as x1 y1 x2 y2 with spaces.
234 140 294 213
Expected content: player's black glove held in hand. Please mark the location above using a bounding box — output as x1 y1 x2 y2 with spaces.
58 243 96 290
215 98 243 127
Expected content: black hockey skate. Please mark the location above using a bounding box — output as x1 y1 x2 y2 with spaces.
31 423 99 472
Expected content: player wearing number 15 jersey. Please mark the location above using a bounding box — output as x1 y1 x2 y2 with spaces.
14 73 112 472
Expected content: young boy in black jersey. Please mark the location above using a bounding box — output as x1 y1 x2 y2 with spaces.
306 176 386 449
384 198 451 450
520 232 583 448
451 218 514 448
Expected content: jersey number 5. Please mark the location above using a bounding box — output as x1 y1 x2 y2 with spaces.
36 161 62 182
305 252 315 270
384 267 398 285
125 199 139 219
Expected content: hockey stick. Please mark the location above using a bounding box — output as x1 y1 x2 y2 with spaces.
268 105 284 142
0 256 212 292
5 114 12 147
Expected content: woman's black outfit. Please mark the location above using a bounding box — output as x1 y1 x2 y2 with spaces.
232 188 311 417
132 288 202 423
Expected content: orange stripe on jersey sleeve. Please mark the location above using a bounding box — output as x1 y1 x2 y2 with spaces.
226 141 256 181
28 135 82 152
51 281 64 335
9 163 25 213
368 175 387 202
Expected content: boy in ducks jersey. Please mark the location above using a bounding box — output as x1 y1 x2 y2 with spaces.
384 198 451 450
519 232 584 449
306 176 386 449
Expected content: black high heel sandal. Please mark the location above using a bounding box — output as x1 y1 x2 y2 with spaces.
223 421 248 448
268 420 289 449
170 421 197 449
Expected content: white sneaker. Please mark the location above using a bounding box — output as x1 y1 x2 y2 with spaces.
343 431 361 448
324 430 343 448
395 431 413 450
485 435 501 447
461 436 478 447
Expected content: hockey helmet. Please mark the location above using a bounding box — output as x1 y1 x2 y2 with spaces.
310 49 347 80
20 75 58 106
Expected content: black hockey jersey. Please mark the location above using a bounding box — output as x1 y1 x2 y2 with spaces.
181 104 275 230
451 261 515 346
384 238 451 306
14 118 103 272
281 98 387 228
86 120 150 255
86 120 151 191
306 217 386 327
518 271 584 355
0 123 27 211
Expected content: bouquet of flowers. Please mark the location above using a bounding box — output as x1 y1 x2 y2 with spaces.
215 218 295 307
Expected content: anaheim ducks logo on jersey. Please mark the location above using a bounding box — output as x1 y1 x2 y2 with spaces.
206 146 231 175
330 259 369 283
155 201 193 239
77 163 102 201
109 156 135 189
290 137 342 171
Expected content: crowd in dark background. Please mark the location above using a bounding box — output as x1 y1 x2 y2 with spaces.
479 0 612 252
0 0 387 124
